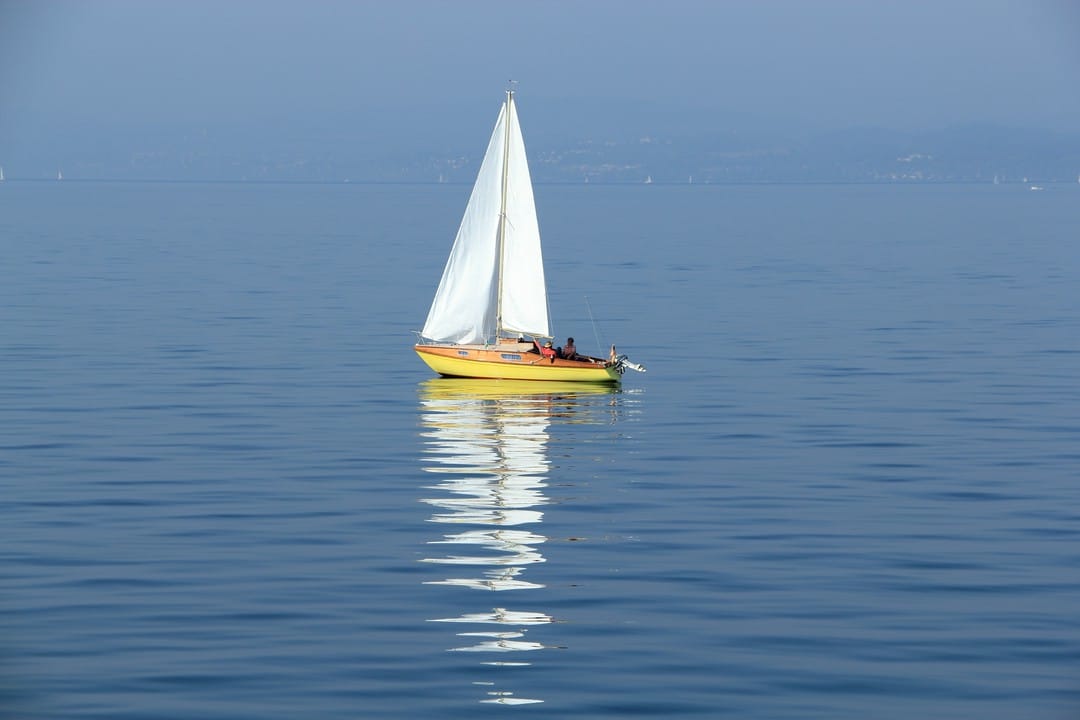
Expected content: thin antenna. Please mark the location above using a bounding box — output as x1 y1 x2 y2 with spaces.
507 79 519 94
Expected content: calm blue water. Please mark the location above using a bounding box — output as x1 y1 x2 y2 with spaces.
2 180 1079 719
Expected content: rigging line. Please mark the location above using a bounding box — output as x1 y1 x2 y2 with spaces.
584 295 603 352
545 292 555 342
543 258 554 340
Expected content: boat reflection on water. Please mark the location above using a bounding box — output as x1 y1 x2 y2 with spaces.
418 378 621 706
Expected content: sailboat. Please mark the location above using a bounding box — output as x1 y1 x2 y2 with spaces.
414 89 643 383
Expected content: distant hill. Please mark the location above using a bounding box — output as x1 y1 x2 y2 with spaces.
520 124 1080 185
3 121 1078 184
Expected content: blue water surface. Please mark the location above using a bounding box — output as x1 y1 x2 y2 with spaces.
2 180 1079 719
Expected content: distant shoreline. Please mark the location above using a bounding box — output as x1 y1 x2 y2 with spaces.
3 177 1077 187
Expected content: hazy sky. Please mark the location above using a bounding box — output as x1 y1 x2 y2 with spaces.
2 0 1079 170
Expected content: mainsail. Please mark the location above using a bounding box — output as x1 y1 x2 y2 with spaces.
421 93 550 344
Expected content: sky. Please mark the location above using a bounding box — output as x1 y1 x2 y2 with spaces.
1 0 1078 177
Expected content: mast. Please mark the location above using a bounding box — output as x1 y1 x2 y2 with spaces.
494 88 513 339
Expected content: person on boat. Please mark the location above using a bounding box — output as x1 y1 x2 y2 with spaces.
540 341 557 359
560 337 579 360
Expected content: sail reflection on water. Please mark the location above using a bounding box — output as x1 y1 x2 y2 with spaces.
418 378 619 706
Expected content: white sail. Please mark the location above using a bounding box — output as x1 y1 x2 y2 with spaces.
421 94 550 344
498 98 549 338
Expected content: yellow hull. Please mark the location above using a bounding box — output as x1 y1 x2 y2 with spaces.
415 344 621 383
